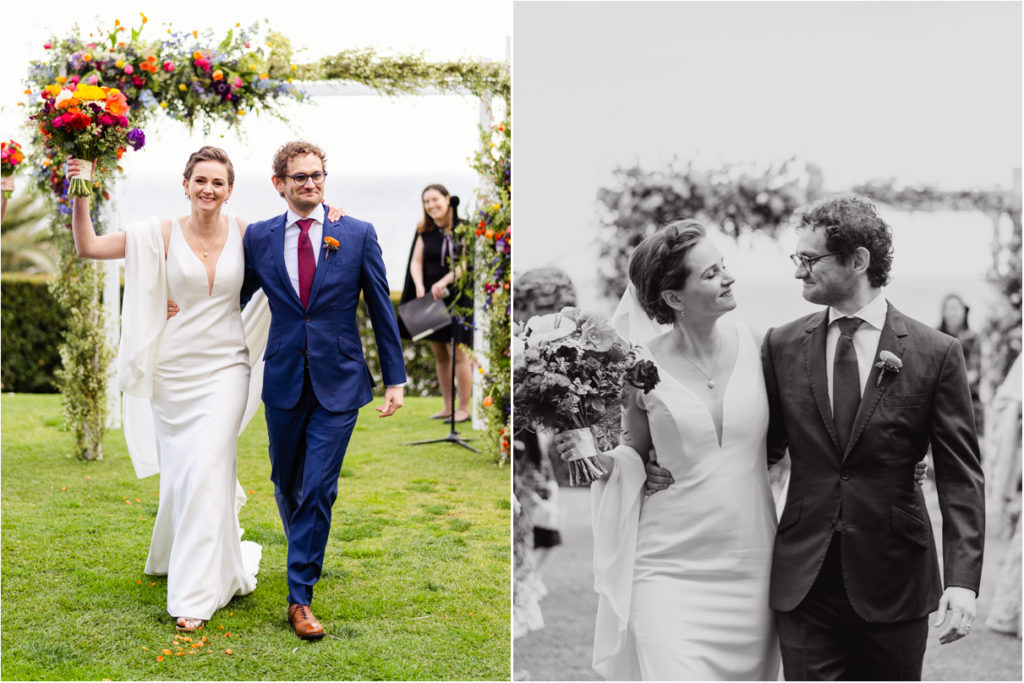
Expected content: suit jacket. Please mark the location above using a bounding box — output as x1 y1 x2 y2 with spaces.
762 302 984 623
241 208 407 413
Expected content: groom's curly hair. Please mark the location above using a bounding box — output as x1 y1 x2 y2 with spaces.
796 195 894 288
272 141 327 178
629 218 707 325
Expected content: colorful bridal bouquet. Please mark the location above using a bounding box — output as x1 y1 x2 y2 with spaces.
31 82 146 196
513 307 660 486
1 140 25 198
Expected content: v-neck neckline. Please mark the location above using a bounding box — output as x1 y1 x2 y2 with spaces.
647 322 742 448
175 218 229 297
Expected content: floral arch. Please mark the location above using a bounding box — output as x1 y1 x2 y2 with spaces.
19 15 510 462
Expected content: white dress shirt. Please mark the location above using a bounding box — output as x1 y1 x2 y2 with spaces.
283 205 325 297
825 291 888 408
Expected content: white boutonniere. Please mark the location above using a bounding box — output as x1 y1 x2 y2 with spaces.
875 350 903 386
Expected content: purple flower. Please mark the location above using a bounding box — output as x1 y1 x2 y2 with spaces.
127 128 146 151
212 80 231 98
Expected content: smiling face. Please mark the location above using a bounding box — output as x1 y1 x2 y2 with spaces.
422 188 451 226
182 160 232 213
272 153 325 215
662 237 737 320
793 227 856 306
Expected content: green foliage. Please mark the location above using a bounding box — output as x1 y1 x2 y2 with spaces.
596 157 824 300
1 394 510 680
456 119 511 464
0 275 65 392
48 217 113 462
0 189 56 274
298 48 510 103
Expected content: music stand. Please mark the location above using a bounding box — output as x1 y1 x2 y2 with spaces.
406 314 478 452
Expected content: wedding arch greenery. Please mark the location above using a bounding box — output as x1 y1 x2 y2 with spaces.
596 157 825 300
19 15 510 462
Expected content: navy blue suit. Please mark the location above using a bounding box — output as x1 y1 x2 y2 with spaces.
242 207 406 605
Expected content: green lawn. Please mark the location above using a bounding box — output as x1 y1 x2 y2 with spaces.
1 394 510 681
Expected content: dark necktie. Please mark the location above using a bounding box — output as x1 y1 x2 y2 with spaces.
296 218 315 308
833 316 864 452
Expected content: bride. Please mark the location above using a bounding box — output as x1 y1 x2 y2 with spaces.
556 219 780 680
67 147 342 631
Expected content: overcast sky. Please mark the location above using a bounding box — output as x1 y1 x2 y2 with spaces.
513 1 1022 317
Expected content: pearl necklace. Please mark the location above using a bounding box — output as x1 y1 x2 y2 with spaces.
674 333 723 389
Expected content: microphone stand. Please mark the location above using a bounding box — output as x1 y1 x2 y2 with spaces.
406 314 478 452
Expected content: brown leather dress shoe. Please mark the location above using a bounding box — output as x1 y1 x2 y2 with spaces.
288 603 325 640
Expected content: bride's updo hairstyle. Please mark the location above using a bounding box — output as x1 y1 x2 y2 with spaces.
628 219 707 325
183 146 235 186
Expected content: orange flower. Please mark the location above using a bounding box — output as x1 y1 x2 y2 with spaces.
192 30 198 38
105 90 129 115
324 236 340 248
82 53 92 62
156 656 163 662
55 77 67 85
224 649 233 655
483 396 493 407
212 69 224 81
193 50 204 61
484 230 494 239
146 55 157 63
162 649 171 655
140 12 148 23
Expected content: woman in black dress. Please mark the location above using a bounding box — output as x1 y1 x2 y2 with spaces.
401 184 473 422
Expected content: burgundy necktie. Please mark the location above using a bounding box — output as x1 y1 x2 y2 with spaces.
833 316 864 452
296 218 315 308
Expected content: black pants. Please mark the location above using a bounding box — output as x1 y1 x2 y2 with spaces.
776 534 929 681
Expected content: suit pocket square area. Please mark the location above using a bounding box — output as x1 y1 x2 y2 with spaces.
882 393 929 408
891 505 929 548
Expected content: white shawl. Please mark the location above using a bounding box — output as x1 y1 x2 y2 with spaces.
590 444 647 680
119 217 270 480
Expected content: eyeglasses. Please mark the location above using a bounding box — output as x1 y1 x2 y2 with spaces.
283 172 328 186
789 252 841 273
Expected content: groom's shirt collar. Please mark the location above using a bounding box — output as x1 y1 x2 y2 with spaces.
828 290 887 331
285 204 327 230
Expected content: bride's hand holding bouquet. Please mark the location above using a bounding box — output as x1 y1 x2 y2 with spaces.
513 306 660 485
32 82 146 196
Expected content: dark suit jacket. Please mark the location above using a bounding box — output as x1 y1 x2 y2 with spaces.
241 208 407 413
762 302 984 623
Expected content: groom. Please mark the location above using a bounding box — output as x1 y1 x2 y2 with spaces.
759 196 985 679
241 141 407 640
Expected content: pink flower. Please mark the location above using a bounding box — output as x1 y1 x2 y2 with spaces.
99 113 115 126
163 61 174 72
123 64 134 74
132 76 145 87
117 115 129 127
68 75 81 85
43 43 52 49
52 115 66 128
233 76 243 88
87 75 99 85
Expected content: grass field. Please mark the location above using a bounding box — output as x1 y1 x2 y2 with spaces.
1 394 510 681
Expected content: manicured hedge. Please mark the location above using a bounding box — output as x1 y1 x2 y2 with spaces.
1 275 439 396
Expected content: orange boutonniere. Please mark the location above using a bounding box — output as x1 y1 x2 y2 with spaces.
323 236 339 259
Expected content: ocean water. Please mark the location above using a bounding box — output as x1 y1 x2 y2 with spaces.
106 171 480 291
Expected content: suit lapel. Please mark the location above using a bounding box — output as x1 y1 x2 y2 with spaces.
306 214 340 310
802 310 843 456
269 213 302 308
844 302 908 460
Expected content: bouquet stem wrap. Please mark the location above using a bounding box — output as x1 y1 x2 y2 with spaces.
68 158 95 197
561 426 608 487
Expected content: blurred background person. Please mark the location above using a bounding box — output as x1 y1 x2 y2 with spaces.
985 354 1021 639
938 293 984 437
399 183 474 422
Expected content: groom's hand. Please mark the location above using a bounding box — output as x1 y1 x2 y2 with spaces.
376 386 404 417
644 451 674 496
933 586 977 644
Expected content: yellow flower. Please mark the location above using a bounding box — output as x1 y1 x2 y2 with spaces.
290 64 297 70
115 60 125 68
114 19 120 26
74 84 106 101
236 109 246 116
259 73 269 80
55 76 67 85
160 101 168 108
178 84 187 91
192 30 198 38
46 84 62 95
140 12 148 23
492 203 500 211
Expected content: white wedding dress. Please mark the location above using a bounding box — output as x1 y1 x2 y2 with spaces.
591 322 780 680
120 217 264 621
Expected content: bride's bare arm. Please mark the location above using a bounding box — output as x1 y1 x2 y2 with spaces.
67 158 126 259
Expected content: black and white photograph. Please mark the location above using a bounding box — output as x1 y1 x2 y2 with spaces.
513 1 1022 681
